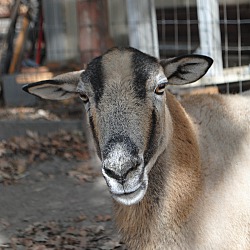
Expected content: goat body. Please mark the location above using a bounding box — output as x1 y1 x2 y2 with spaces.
116 92 250 249
22 47 250 249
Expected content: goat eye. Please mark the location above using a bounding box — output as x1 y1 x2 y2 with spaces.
79 92 89 103
154 82 167 95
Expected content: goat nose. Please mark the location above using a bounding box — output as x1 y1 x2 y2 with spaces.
103 158 142 182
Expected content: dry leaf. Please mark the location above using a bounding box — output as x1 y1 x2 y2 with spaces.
0 130 90 183
14 159 27 174
74 214 86 222
94 215 112 222
9 220 126 250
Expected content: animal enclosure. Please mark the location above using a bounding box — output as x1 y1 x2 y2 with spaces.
0 0 250 97
109 0 250 93
155 0 250 93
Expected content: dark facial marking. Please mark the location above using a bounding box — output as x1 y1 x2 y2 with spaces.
89 116 101 157
131 48 158 100
82 56 104 104
144 109 157 166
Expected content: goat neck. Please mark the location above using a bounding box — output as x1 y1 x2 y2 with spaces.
114 91 202 249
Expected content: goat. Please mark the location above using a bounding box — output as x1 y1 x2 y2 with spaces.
23 47 250 249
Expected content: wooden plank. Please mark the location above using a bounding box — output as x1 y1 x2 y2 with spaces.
0 0 21 74
9 10 30 73
126 0 159 57
15 72 54 84
197 0 223 78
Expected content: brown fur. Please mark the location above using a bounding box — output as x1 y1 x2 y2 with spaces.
22 48 250 249
114 92 202 249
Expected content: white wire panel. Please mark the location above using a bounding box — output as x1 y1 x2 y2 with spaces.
155 0 250 93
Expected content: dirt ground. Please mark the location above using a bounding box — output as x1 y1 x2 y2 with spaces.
0 104 127 249
0 157 126 249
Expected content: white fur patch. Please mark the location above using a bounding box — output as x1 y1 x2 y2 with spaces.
102 144 148 205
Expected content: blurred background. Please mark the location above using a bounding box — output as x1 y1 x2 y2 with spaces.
0 2 249 247
0 0 250 106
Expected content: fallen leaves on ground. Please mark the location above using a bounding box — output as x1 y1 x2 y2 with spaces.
94 215 112 223
0 107 60 121
0 221 126 250
0 130 90 184
0 97 83 121
67 163 100 183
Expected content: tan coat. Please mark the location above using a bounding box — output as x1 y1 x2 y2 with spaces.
22 47 250 249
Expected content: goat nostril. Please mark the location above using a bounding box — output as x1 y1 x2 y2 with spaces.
103 158 142 182
104 167 125 184
104 167 120 180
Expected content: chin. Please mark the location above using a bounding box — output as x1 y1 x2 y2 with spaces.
112 179 148 206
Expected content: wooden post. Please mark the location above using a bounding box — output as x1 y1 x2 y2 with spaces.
197 0 223 78
77 0 113 65
9 9 30 73
126 0 159 58
0 0 21 74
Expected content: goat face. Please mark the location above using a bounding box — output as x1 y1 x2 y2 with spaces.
78 48 170 205
23 47 213 206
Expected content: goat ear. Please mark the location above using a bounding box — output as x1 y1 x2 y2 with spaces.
160 55 213 85
22 70 84 100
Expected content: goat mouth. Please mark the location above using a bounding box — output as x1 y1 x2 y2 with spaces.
111 181 147 206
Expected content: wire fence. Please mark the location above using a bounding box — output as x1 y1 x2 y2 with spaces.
0 0 250 94
155 0 250 93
